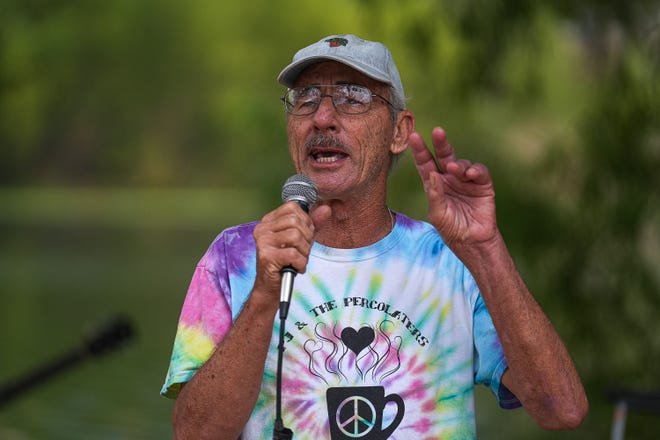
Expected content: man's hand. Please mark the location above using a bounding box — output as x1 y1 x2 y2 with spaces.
253 202 316 299
409 127 498 249
252 202 332 301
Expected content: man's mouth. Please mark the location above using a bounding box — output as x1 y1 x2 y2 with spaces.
309 148 348 163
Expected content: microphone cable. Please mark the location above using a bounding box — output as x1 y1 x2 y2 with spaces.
273 309 293 439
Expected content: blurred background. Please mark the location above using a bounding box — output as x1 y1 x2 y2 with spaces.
1 0 659 438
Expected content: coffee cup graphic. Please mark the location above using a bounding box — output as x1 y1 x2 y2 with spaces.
326 386 405 439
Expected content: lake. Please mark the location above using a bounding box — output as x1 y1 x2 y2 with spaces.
0 187 265 439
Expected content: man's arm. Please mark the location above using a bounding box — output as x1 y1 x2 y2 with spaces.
461 231 588 429
409 127 588 429
172 202 321 439
173 287 278 439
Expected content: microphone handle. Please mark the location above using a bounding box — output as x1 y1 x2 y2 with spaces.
278 196 311 320
279 266 297 319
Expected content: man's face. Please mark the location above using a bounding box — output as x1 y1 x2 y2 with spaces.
286 61 399 201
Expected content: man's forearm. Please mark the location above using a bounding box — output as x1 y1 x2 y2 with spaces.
456 232 588 429
173 290 278 440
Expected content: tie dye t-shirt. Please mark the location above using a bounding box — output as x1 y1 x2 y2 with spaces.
161 212 520 439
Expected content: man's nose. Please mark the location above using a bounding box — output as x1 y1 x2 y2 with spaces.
312 95 339 128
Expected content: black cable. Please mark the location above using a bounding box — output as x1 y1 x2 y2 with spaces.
272 314 293 439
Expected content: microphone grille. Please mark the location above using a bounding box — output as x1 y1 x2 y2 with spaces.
281 174 318 211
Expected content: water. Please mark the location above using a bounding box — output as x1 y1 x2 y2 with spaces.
0 225 199 438
0 188 264 439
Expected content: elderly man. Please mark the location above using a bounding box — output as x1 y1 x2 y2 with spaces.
161 34 588 439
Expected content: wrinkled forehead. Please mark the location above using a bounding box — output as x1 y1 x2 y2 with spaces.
293 61 389 93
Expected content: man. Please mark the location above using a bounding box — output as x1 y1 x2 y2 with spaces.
161 34 588 439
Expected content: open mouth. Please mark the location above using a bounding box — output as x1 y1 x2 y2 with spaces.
309 148 348 163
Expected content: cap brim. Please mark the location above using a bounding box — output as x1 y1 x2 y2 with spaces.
277 55 393 88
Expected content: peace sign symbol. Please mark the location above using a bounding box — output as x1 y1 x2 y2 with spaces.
336 395 377 438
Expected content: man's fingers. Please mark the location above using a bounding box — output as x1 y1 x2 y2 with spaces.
431 127 457 172
255 202 317 275
256 227 311 275
409 132 439 179
466 163 491 184
446 161 491 184
310 204 332 232
410 127 459 177
262 203 314 236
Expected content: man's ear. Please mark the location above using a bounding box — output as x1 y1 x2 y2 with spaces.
391 110 415 155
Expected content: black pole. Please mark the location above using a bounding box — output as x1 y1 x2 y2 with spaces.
0 316 134 408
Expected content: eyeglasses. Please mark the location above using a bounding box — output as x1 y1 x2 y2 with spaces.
281 84 396 116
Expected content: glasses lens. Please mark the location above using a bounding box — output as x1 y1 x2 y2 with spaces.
284 87 321 115
334 85 372 114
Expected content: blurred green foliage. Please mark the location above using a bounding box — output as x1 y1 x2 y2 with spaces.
1 0 659 438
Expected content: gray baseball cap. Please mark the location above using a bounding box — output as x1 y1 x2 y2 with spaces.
277 34 406 109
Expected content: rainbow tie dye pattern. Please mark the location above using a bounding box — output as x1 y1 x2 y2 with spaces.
161 213 520 439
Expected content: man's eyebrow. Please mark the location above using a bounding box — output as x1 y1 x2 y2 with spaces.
336 81 367 86
301 82 351 86
294 82 365 89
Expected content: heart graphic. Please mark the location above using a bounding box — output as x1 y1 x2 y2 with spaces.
341 326 375 355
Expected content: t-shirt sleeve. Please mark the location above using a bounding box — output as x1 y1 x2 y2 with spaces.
467 269 522 410
160 235 234 400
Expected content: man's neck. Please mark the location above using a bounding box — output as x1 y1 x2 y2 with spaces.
313 199 393 249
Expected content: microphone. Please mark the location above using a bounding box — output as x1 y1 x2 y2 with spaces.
281 174 318 213
279 174 318 320
273 175 317 439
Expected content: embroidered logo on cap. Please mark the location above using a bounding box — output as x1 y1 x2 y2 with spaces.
326 37 348 47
